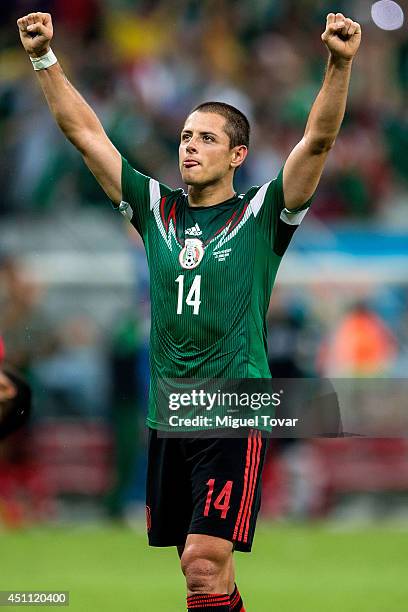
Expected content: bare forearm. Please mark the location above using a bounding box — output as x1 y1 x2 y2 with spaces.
305 55 353 151
36 62 104 152
17 12 121 203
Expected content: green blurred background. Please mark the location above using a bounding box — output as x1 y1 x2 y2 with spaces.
2 524 408 611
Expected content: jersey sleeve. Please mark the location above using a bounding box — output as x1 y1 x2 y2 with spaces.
251 166 314 257
117 156 172 238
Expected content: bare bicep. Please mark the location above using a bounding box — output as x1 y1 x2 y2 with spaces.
283 137 330 210
81 132 122 204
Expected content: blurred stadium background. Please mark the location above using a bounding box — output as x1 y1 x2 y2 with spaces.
1 0 408 610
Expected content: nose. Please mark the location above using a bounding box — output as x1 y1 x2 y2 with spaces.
186 138 198 154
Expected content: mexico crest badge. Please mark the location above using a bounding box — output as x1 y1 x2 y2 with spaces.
179 238 204 270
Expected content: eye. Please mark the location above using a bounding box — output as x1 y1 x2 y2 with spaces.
203 135 214 142
181 133 190 141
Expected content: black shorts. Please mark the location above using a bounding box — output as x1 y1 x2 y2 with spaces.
146 428 268 553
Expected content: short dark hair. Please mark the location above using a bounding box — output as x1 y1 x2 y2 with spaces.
0 367 32 440
190 101 250 149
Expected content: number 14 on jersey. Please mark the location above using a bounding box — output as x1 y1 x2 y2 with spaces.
176 275 201 315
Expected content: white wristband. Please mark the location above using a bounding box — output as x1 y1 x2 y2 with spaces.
30 48 58 71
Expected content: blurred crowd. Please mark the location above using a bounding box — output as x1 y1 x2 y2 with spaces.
1 0 408 221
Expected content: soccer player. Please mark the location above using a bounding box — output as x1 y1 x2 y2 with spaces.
17 11 361 611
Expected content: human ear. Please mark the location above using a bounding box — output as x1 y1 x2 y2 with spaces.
231 145 248 168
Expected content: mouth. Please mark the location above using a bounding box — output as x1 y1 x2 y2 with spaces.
183 160 200 168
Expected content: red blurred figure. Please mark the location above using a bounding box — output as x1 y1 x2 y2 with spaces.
318 302 397 376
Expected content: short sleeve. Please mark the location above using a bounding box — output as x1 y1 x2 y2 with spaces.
252 166 314 257
117 157 173 238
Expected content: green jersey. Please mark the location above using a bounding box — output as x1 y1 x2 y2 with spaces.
118 157 312 428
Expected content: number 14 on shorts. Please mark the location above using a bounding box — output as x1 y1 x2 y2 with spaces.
204 479 233 519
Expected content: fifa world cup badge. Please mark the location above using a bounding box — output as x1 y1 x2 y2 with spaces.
179 238 204 269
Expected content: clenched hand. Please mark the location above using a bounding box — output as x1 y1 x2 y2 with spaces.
321 13 361 62
17 12 53 58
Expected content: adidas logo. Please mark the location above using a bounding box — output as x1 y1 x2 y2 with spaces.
185 223 202 236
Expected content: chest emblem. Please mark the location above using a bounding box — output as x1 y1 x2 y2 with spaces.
179 238 204 269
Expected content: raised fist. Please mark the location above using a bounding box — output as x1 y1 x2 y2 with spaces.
17 12 53 58
322 13 361 62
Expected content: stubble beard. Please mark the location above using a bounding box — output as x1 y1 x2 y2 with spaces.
182 167 226 189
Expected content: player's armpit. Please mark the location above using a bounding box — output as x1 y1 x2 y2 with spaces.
80 132 122 204
282 136 330 210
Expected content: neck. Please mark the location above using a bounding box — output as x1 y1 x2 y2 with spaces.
187 180 235 207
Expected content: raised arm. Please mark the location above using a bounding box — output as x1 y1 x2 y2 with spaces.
282 12 361 210
17 12 122 204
